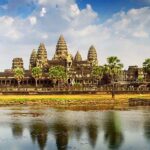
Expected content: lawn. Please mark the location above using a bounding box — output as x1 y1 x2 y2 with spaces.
0 94 149 104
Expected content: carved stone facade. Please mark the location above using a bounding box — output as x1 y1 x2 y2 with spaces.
0 35 149 88
12 58 24 69
29 49 37 70
28 35 99 84
74 51 82 62
127 66 144 81
36 43 48 68
87 45 98 66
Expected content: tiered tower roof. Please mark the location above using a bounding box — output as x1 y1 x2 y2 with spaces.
37 43 47 60
53 35 68 60
12 58 24 69
29 49 37 69
36 43 48 68
87 45 98 65
74 51 82 61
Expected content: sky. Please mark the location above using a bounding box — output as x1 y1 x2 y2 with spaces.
0 0 150 70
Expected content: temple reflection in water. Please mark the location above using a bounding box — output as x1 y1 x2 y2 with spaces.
0 107 149 150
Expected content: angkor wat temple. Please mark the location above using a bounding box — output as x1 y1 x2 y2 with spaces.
0 35 148 88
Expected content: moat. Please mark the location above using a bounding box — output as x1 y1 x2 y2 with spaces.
0 106 150 150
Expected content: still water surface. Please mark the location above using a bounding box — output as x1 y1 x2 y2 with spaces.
0 107 150 150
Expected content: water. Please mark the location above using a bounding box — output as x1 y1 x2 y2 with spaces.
0 107 150 150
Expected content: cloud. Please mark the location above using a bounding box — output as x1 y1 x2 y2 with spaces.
38 0 69 5
0 0 149 71
29 16 37 25
40 7 46 17
133 30 149 38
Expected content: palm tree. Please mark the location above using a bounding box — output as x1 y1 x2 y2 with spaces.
143 58 150 81
31 67 42 87
13 67 24 87
105 56 124 99
92 66 104 85
49 66 67 88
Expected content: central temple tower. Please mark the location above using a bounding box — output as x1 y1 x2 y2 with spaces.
53 35 70 60
53 35 73 69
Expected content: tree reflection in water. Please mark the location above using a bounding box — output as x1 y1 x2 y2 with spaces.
74 125 83 140
53 121 68 150
144 113 150 141
30 122 48 150
87 121 98 148
10 109 125 150
11 122 24 138
104 112 124 149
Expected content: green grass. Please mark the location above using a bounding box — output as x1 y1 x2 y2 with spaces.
0 94 149 106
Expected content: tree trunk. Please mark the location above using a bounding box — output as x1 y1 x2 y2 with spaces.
57 80 60 91
18 80 20 90
35 79 38 87
112 78 115 99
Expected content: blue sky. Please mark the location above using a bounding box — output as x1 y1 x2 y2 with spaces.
77 0 150 21
0 0 149 70
0 0 149 20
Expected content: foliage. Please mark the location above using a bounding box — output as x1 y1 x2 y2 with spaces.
137 75 144 82
92 66 104 79
104 56 124 99
31 67 42 80
143 58 150 74
104 56 124 81
49 66 66 80
13 67 24 85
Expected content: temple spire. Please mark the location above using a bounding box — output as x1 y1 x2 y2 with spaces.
87 45 98 65
29 49 37 70
36 43 48 68
53 35 68 60
74 51 82 61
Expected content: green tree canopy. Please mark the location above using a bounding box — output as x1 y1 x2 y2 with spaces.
104 56 124 99
49 66 66 80
31 67 42 87
13 67 24 86
143 58 150 75
92 66 104 80
104 56 124 80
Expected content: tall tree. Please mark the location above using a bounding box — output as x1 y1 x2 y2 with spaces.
49 66 66 87
104 56 124 99
92 66 104 85
143 58 150 81
31 67 42 87
13 67 24 87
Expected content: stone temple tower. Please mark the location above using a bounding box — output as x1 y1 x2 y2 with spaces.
36 43 48 68
12 58 24 69
53 35 73 69
87 45 98 66
53 35 69 60
29 49 37 70
74 51 82 62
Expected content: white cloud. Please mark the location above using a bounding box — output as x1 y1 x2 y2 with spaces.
0 0 150 71
29 16 37 25
0 16 14 26
133 30 149 38
38 0 68 5
70 4 80 17
0 16 22 40
40 7 47 17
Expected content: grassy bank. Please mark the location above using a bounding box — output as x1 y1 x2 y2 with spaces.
0 94 149 106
